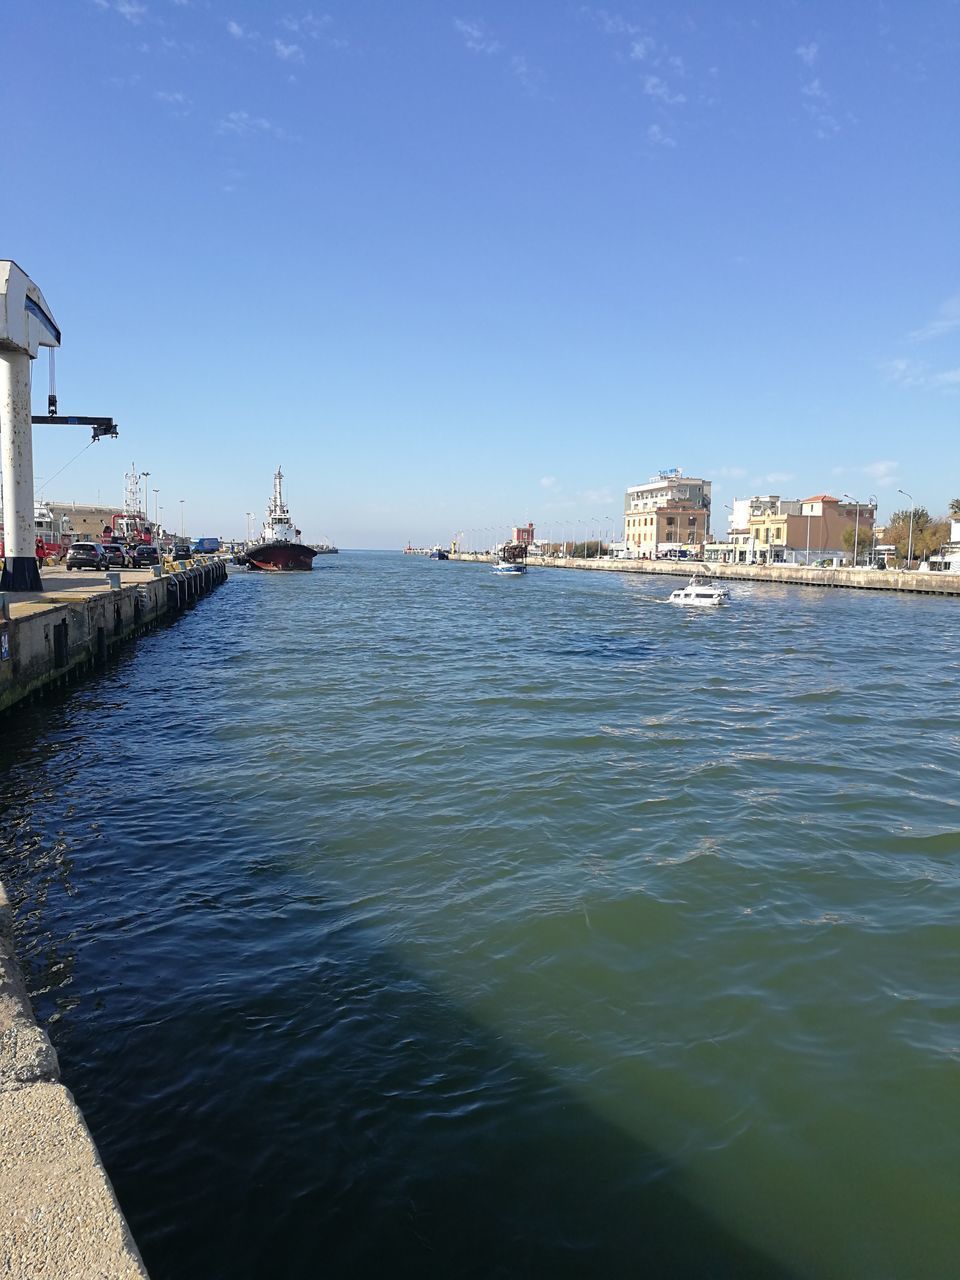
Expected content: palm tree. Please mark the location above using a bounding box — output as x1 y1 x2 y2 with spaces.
949 497 960 518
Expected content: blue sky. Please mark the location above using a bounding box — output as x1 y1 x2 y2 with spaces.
5 1 959 546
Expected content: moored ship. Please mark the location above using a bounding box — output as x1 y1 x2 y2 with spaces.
244 468 317 571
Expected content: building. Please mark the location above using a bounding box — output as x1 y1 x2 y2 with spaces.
512 522 535 545
708 493 875 564
622 469 711 558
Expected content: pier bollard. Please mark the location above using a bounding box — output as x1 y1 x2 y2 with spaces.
0 592 6 619
106 571 121 590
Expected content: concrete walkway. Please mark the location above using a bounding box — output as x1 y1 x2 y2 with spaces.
0 881 148 1279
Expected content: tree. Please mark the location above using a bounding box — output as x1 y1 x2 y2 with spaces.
950 497 960 518
885 507 934 561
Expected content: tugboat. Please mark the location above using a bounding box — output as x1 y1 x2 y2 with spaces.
244 468 317 571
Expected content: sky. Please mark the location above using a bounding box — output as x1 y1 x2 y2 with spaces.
4 0 959 547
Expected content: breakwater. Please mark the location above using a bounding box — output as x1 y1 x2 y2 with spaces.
452 552 960 595
0 558 228 715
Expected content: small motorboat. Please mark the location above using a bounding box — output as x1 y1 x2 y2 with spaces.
668 574 730 606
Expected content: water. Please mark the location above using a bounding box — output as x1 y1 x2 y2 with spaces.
2 554 959 1279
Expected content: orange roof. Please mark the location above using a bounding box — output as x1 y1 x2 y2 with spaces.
800 493 840 502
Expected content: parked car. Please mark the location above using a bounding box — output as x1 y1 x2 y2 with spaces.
172 543 192 560
65 542 108 571
102 543 128 568
133 544 160 567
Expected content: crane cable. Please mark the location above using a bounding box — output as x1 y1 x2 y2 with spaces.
37 439 95 499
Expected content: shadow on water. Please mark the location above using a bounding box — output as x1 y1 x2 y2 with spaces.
0 834 793 1277
0 650 796 1280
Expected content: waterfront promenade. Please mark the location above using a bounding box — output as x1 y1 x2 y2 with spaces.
452 552 960 596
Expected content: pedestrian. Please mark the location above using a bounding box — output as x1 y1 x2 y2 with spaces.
35 536 45 571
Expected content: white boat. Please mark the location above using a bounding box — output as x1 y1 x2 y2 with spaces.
668 574 730 606
493 562 525 575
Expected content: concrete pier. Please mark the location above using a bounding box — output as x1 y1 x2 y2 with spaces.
0 558 228 715
0 558 227 1274
451 553 960 596
0 881 148 1278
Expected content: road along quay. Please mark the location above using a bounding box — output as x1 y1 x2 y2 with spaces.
0 557 228 715
451 553 960 596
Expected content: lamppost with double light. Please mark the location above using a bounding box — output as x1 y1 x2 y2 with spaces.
141 471 150 522
842 494 862 567
897 488 914 567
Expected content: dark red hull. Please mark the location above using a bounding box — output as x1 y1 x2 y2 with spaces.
245 541 317 571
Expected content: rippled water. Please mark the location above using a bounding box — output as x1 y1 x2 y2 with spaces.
2 554 960 1278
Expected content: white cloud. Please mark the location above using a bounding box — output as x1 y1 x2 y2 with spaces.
155 90 192 114
931 367 960 389
801 78 828 101
884 357 927 387
643 75 685 105
796 42 819 67
647 124 675 147
580 8 646 38
227 20 247 39
762 472 795 485
909 293 960 342
95 0 148 20
540 476 557 489
629 37 655 61
281 13 330 37
116 0 147 21
216 110 287 139
454 18 500 55
862 460 899 486
273 39 304 62
511 55 543 95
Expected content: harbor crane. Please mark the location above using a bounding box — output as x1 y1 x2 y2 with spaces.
0 261 117 591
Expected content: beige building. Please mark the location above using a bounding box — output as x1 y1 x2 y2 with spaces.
708 494 875 564
623 469 711 558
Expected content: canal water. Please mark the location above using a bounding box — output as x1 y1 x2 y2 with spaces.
2 553 959 1279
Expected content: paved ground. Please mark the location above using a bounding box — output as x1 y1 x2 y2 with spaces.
0 882 149 1279
1 566 162 621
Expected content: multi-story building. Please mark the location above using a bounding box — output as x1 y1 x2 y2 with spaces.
511 522 535 545
622 469 711 558
709 493 874 564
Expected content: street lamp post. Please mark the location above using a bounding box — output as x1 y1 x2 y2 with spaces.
179 499 185 539
842 494 862 566
805 505 813 566
141 471 150 521
153 489 159 545
868 495 878 566
898 488 914 567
